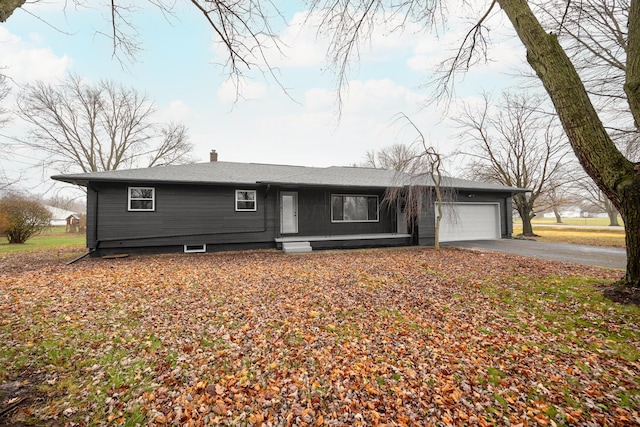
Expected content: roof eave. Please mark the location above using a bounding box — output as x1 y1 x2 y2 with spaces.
51 176 262 187
257 180 404 189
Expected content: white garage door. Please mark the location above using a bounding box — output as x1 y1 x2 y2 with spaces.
438 203 501 242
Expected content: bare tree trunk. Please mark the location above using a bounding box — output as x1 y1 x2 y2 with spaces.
553 206 563 224
605 199 621 226
514 194 536 236
608 212 621 227
521 214 534 236
622 196 640 284
498 0 640 288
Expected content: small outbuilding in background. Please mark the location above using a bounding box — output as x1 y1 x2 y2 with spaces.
66 214 84 233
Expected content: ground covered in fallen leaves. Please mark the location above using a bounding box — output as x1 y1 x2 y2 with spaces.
1 247 639 426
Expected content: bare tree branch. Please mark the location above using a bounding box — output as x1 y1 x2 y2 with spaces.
433 0 498 100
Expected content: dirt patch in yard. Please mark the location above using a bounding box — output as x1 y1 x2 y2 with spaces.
0 372 53 427
0 247 637 426
603 284 640 306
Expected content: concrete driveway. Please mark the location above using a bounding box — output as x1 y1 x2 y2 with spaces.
445 239 626 270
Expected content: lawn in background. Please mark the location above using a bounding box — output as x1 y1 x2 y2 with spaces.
513 220 626 248
513 216 624 227
0 226 85 254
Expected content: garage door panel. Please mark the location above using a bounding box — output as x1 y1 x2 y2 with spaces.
438 203 500 242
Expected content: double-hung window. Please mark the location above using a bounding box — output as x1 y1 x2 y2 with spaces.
236 190 257 211
331 194 379 222
128 187 155 211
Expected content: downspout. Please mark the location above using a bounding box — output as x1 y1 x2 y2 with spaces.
93 182 99 249
264 184 270 234
505 193 515 238
66 249 96 265
68 182 100 264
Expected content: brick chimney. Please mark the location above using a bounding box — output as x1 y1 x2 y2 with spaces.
210 150 218 162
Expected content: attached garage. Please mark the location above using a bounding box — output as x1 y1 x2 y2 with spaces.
438 202 501 242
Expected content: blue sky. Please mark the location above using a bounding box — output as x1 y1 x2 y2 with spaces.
0 1 527 195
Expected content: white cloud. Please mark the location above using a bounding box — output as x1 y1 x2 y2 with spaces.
340 79 424 114
0 27 70 83
275 12 328 68
304 87 335 111
276 10 425 69
184 76 456 169
216 77 267 104
163 100 193 122
207 8 426 74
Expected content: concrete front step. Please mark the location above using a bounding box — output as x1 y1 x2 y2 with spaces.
282 241 312 253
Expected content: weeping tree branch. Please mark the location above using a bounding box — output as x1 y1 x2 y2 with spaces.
373 113 451 249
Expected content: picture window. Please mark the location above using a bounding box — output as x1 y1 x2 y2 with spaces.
331 194 379 222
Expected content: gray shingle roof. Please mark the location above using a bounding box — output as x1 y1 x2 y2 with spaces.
51 161 527 192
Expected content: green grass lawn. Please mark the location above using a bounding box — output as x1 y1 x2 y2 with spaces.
0 226 85 254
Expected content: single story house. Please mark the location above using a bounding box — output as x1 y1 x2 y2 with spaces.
51 156 527 256
44 205 79 227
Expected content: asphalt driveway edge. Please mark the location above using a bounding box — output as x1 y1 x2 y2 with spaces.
445 239 626 270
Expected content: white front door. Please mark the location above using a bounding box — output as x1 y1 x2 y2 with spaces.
281 192 298 234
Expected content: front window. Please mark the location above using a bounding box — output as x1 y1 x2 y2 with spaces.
236 190 257 211
331 194 379 222
128 187 155 211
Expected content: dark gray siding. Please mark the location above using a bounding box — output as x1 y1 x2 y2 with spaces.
418 189 515 245
86 183 399 254
284 188 396 237
88 182 278 252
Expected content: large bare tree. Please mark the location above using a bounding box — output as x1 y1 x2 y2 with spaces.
456 92 569 236
16 75 192 173
573 170 622 226
535 178 577 224
305 0 640 289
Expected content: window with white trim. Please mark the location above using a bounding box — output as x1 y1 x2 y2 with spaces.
128 187 155 211
235 190 257 211
331 194 379 222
